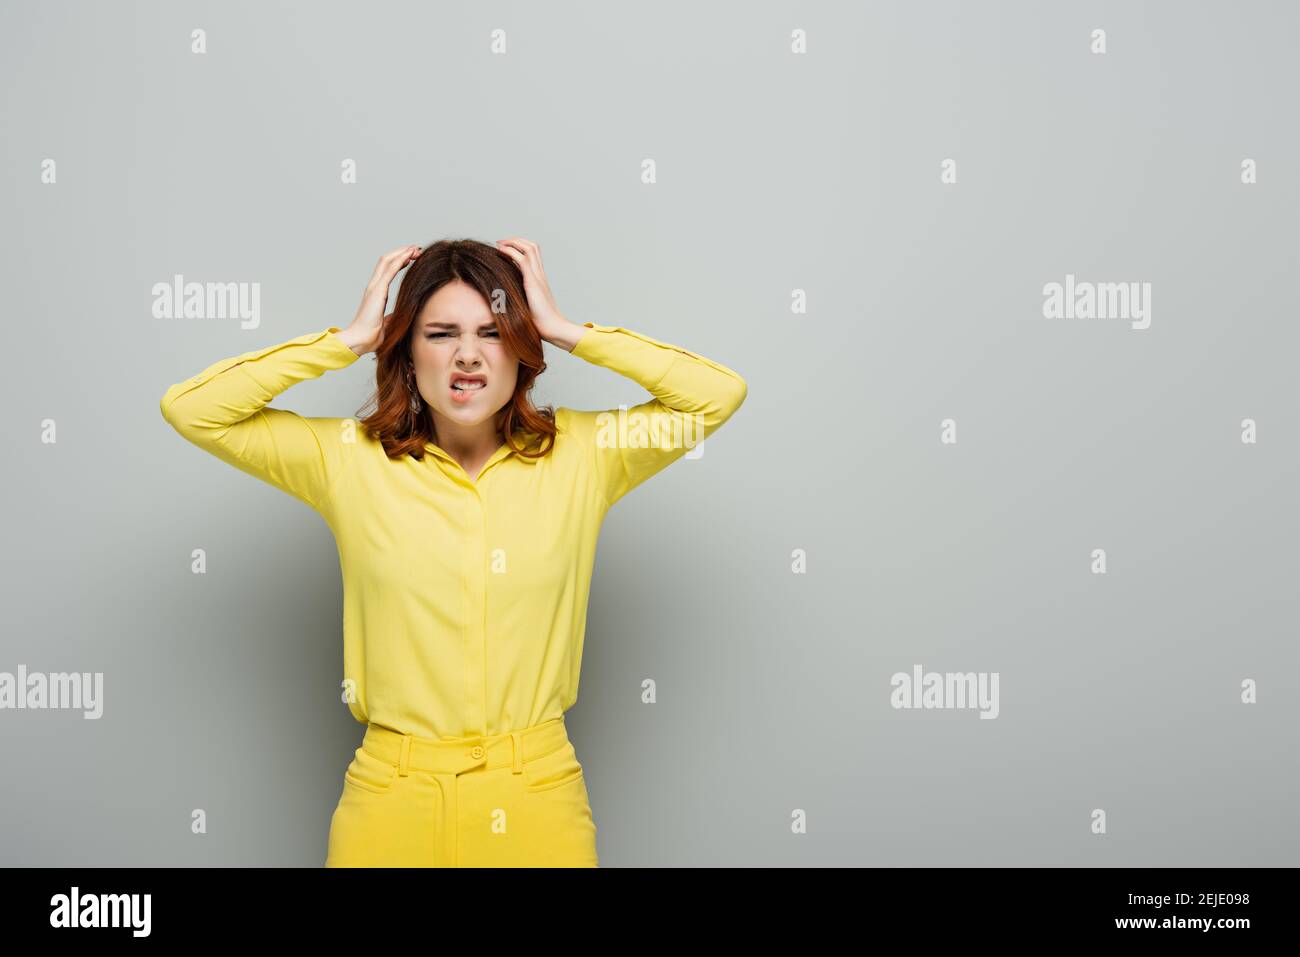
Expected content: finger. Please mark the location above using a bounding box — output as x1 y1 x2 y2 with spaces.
496 241 542 286
499 237 534 262
495 240 524 264
499 238 539 278
381 245 421 270
372 246 421 285
499 240 535 282
509 238 541 269
520 239 542 272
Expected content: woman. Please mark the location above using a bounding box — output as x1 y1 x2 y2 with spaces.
159 237 748 866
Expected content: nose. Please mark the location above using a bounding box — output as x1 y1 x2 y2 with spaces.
453 339 484 367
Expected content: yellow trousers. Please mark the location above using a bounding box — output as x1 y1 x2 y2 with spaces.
325 716 599 867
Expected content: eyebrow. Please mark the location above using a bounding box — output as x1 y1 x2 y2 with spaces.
423 321 499 331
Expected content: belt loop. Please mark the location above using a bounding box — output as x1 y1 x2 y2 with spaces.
511 731 523 774
398 734 412 776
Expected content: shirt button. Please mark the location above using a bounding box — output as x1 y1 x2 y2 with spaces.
470 745 484 759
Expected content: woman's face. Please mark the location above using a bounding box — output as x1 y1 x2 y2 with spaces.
410 280 520 431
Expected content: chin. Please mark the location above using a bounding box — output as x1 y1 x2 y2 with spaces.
438 404 504 425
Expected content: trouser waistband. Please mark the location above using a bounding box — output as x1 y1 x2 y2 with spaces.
361 716 570 777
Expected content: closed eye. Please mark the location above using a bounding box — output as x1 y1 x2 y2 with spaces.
425 330 500 340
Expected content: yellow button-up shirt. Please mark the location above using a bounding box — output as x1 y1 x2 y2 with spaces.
160 322 747 740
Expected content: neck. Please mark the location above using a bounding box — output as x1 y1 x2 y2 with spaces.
430 412 506 460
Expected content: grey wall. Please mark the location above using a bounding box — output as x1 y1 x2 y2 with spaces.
2 0 1296 866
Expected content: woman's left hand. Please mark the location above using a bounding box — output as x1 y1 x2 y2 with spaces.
495 237 571 339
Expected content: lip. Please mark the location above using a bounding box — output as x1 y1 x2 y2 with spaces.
449 376 487 403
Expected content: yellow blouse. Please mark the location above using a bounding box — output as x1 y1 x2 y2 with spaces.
160 322 747 740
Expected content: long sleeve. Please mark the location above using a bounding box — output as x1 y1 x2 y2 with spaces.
159 326 362 512
563 321 748 508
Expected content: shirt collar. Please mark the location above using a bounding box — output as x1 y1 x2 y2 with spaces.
421 431 542 470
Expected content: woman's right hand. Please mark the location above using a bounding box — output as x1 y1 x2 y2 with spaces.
337 245 423 356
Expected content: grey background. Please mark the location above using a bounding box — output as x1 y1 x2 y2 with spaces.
2 0 1296 866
